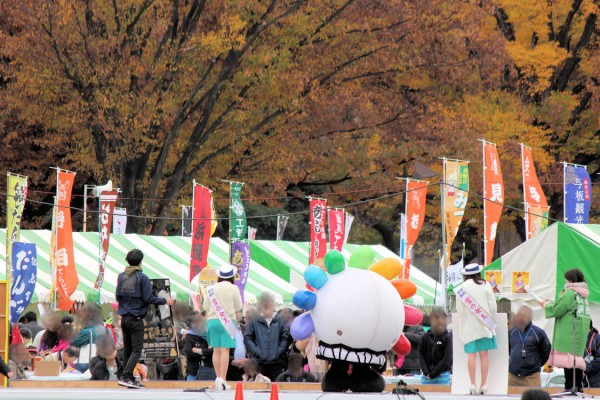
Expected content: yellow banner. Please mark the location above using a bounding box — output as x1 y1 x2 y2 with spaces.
6 173 28 282
443 160 469 267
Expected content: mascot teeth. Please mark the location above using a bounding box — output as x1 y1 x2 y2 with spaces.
316 342 387 366
290 248 422 393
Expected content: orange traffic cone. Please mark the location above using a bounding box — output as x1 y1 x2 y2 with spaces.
235 382 244 400
270 383 279 400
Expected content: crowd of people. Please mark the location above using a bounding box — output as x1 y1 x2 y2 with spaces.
0 252 599 395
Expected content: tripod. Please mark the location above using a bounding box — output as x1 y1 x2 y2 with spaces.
552 295 593 398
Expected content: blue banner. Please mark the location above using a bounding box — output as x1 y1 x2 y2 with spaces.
564 164 592 224
10 242 37 321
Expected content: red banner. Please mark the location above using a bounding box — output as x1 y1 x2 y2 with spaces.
521 145 548 239
190 184 212 281
483 143 504 265
309 198 327 264
405 179 428 278
95 190 118 289
328 208 345 252
55 170 78 311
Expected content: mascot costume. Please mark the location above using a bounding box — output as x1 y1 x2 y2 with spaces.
291 247 423 392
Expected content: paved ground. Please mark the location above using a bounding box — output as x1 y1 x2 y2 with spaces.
0 389 521 400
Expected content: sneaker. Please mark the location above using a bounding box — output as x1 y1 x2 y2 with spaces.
118 379 141 389
222 379 231 391
215 378 223 391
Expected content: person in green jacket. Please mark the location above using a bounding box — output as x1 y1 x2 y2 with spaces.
540 268 590 392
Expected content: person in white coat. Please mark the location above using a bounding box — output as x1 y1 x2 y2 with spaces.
456 263 498 395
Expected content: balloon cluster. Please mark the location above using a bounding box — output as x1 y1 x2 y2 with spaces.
291 246 424 367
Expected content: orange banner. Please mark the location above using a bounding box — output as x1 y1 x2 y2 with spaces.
443 160 469 267
55 170 78 311
521 146 548 239
405 179 428 278
483 143 504 265
527 204 550 238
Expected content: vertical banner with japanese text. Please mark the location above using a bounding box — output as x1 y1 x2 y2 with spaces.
327 208 345 252
521 145 548 239
10 242 36 322
190 184 212 281
181 205 193 237
443 160 469 267
112 207 127 233
564 163 592 224
309 198 327 264
276 215 289 240
95 191 118 289
343 213 354 246
231 241 250 304
6 173 28 284
405 179 428 277
229 182 247 242
483 142 504 265
55 169 78 311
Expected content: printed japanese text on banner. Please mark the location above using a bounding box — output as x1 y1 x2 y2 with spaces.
95 191 118 289
309 198 327 264
405 180 428 277
328 209 345 252
564 164 592 224
10 242 36 322
190 185 212 281
483 143 504 265
55 170 78 311
443 160 469 267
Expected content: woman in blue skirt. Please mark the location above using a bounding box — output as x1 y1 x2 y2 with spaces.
456 263 498 395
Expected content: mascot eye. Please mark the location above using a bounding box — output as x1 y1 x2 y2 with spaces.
337 330 343 336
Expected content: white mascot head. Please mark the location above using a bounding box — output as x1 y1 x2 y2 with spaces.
291 248 423 367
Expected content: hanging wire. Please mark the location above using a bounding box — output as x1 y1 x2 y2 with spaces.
0 182 559 223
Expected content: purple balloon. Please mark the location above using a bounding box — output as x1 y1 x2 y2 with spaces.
291 312 315 340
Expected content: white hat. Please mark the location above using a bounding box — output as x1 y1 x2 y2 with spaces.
461 263 483 276
217 265 237 279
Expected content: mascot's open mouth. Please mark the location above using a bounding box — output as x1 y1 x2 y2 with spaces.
316 341 387 367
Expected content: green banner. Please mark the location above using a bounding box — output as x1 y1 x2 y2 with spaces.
6 173 28 281
229 182 247 243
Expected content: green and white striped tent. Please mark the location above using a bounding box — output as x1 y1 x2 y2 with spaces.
0 230 440 307
485 222 600 339
0 230 298 305
250 240 441 305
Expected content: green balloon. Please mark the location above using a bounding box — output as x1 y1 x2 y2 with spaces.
348 245 375 269
324 250 346 274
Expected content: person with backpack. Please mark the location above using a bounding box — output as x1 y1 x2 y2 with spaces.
116 249 174 388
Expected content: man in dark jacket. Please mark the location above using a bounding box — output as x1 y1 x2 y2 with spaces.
116 249 174 388
584 323 600 388
399 324 425 375
509 306 551 386
244 291 290 381
0 356 14 379
419 307 452 383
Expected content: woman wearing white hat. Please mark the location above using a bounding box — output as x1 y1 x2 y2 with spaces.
202 265 243 390
455 263 498 394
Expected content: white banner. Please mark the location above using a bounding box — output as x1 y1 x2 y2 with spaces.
112 207 127 234
343 213 354 245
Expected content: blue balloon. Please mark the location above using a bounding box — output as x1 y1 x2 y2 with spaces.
304 265 328 289
293 290 317 310
290 312 314 340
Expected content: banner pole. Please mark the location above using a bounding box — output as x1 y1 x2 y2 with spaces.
97 194 102 304
53 167 59 310
5 173 8 282
520 144 529 240
403 178 409 279
440 158 448 310
563 162 567 222
276 214 280 241
481 140 487 266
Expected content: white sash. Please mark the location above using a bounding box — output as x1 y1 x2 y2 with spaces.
207 285 237 339
454 285 497 332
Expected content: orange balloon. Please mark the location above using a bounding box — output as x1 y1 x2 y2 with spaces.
391 279 417 299
368 258 403 280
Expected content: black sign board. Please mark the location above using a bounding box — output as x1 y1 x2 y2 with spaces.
141 278 179 359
